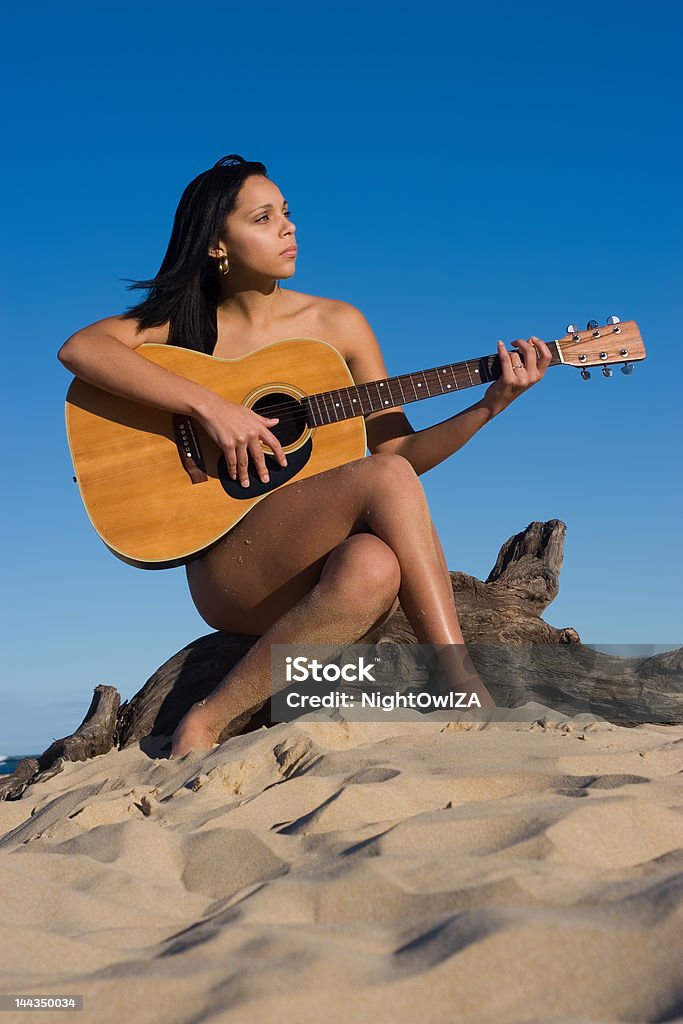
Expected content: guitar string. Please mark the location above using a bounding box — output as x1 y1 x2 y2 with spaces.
236 362 499 422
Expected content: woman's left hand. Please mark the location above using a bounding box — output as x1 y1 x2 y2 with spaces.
479 336 553 418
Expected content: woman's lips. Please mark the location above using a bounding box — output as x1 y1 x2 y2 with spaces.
281 248 297 257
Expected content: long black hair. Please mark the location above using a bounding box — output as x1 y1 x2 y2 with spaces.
120 154 268 354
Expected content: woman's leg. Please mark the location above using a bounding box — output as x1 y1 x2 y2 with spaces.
172 453 493 756
423 517 486 699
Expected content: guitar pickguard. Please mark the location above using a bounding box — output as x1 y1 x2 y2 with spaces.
216 437 313 499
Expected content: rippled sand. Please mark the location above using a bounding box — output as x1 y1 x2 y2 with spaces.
1 702 681 1023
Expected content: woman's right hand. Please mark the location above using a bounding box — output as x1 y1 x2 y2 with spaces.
197 396 288 487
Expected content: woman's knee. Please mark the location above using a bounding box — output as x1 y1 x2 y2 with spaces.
366 451 419 479
362 451 424 499
319 533 401 601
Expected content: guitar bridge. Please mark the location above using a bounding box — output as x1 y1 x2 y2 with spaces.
173 415 208 484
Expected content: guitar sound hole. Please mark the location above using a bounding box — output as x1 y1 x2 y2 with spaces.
251 392 307 446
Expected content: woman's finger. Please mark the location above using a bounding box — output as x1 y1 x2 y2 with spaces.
236 443 251 488
225 447 238 480
533 336 553 367
248 439 271 484
263 430 288 468
526 337 546 371
497 340 517 380
512 339 535 378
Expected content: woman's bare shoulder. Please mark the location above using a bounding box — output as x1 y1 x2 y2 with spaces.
70 313 170 349
287 290 358 320
283 290 363 356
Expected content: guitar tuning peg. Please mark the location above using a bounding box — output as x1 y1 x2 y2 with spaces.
606 315 621 325
580 368 591 380
621 363 635 375
566 323 578 334
586 320 599 330
602 366 613 377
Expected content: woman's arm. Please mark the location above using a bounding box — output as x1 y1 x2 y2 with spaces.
57 315 220 420
340 305 552 476
391 402 495 476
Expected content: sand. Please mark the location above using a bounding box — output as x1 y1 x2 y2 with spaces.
1 701 682 1024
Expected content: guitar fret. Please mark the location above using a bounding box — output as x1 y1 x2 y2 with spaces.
378 379 393 407
362 383 372 416
311 392 324 426
338 389 349 419
343 388 355 418
441 366 453 392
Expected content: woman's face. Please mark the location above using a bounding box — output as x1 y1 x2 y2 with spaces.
220 175 297 280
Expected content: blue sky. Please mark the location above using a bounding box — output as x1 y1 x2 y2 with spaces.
2 0 681 754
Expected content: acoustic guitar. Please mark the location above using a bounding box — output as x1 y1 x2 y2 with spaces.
65 317 646 569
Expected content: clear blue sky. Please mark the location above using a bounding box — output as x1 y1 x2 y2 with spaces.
2 0 681 754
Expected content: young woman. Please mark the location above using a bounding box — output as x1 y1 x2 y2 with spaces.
58 154 552 758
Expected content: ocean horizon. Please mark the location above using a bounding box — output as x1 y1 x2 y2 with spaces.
0 755 38 776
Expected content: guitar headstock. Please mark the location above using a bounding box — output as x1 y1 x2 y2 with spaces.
556 317 646 378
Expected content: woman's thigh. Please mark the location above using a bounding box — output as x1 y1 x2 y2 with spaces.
185 453 413 634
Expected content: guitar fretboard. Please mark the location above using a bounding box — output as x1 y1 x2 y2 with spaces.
304 343 562 426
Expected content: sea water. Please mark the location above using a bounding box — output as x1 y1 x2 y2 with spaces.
0 755 37 776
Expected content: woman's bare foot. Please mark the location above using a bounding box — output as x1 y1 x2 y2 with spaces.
442 676 496 708
427 645 497 708
170 700 221 758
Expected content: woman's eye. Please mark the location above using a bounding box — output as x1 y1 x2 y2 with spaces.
256 211 292 222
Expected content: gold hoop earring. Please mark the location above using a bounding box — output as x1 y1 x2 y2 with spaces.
218 255 230 276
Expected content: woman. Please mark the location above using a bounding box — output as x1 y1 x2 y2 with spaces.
58 154 552 757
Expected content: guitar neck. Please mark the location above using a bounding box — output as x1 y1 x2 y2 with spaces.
305 342 563 426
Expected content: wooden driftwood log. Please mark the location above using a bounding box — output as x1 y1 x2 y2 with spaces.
2 519 680 802
0 686 121 801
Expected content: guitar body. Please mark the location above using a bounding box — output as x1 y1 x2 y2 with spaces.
65 338 366 569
